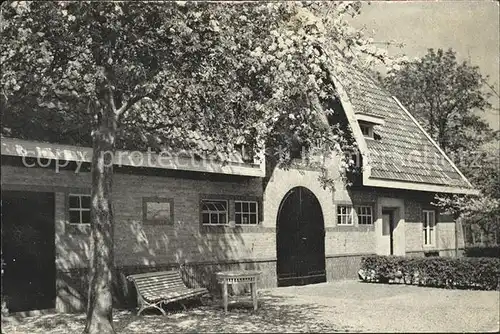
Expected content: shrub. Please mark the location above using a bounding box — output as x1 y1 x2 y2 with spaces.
359 255 500 290
464 246 500 258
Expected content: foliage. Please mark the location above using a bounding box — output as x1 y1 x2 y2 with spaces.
383 48 494 155
433 193 500 242
464 246 500 258
1 2 393 333
1 1 391 163
465 143 500 199
360 255 500 291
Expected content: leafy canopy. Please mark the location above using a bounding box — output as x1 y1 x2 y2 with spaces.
383 48 494 156
1 1 390 174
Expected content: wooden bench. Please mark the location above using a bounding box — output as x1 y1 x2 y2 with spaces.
127 270 209 315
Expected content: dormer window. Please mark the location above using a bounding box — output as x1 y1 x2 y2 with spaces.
359 123 374 138
355 113 385 140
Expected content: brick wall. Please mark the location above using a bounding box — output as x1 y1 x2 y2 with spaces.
2 163 462 265
2 161 465 312
2 165 271 269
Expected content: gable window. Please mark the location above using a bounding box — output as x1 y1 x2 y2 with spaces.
235 200 258 225
235 144 254 163
337 205 354 225
69 194 91 225
356 206 373 225
359 123 374 138
201 200 228 225
423 210 436 246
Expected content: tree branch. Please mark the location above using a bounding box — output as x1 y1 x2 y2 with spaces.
108 86 117 113
115 94 145 118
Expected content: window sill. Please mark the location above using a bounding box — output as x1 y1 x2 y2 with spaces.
200 224 274 234
327 225 375 232
66 223 90 234
143 220 174 226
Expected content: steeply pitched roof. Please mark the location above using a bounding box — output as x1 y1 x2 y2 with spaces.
337 63 475 193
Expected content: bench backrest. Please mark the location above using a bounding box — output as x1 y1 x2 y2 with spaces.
127 270 188 296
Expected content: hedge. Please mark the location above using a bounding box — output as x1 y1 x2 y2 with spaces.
464 246 500 258
359 255 500 290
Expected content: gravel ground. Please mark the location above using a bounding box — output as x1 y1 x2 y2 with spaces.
2 280 499 333
271 280 500 333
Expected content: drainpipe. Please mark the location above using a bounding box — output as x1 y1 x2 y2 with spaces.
455 217 459 257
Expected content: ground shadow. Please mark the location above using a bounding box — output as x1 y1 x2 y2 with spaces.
1 292 355 333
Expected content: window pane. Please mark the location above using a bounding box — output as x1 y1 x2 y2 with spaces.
81 196 91 209
215 202 226 211
202 213 210 224
69 211 80 224
81 211 91 224
69 196 80 209
250 214 257 224
243 202 249 212
219 213 226 224
235 202 241 212
235 213 242 224
210 213 218 224
250 202 256 212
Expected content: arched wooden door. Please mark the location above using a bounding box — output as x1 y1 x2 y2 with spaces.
277 186 326 287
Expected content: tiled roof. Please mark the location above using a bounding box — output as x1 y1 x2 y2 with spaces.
182 130 248 164
340 64 471 189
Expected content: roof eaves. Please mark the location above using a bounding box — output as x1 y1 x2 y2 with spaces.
328 72 373 178
1 137 265 177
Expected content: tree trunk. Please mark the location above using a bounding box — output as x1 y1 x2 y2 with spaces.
84 105 117 334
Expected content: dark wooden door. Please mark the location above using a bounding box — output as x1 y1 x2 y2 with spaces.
382 210 395 255
1 191 56 312
277 187 326 287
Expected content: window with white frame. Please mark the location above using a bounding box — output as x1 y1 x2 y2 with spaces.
359 123 374 138
69 194 91 225
356 206 373 225
235 201 258 225
337 205 354 225
201 200 228 225
423 210 436 246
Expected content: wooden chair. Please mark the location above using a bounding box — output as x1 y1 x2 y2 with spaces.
127 270 208 315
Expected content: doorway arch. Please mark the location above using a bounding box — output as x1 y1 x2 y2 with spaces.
276 186 326 287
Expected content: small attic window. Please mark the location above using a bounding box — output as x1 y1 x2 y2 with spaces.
355 113 385 140
359 123 374 138
235 144 254 163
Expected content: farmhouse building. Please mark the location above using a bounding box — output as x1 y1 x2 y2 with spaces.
1 66 477 313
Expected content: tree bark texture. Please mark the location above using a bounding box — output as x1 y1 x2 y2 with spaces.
84 104 117 334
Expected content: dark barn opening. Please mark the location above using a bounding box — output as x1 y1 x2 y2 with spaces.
2 191 56 312
277 186 326 287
